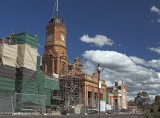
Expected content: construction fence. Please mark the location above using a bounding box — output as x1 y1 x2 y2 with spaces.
0 93 45 114
53 97 106 115
0 92 106 115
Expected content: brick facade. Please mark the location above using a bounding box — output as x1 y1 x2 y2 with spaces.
42 16 107 108
107 81 128 110
42 17 68 76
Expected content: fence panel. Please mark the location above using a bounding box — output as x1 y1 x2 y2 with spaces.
0 93 45 114
0 96 13 113
14 93 46 114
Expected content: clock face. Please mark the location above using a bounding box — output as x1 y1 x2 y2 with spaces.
61 34 65 41
47 34 53 40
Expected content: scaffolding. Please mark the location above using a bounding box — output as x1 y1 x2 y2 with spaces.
58 75 80 108
0 32 60 113
56 57 83 113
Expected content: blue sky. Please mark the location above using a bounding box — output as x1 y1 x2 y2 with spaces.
0 0 160 100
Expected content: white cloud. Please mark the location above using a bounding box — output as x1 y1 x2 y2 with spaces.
129 56 145 65
80 34 113 48
82 50 137 72
150 6 160 15
130 56 160 70
83 60 96 75
82 50 160 100
148 59 160 70
149 47 160 54
158 73 160 78
150 6 160 23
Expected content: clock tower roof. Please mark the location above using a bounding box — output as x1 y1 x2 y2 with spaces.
48 0 65 25
48 16 64 25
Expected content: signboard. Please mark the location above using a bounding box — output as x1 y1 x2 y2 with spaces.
106 104 111 110
75 107 81 114
74 104 83 114
100 100 106 112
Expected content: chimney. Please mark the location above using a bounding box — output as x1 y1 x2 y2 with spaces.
115 81 118 87
0 37 4 44
7 36 11 45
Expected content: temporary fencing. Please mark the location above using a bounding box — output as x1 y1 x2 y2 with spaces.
0 93 14 113
0 93 46 114
54 97 99 115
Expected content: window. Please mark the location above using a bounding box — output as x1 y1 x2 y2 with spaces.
61 62 66 75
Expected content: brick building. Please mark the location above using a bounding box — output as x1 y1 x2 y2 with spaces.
42 15 68 76
107 81 128 111
42 12 106 109
80 72 106 108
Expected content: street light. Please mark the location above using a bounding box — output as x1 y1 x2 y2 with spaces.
97 63 102 118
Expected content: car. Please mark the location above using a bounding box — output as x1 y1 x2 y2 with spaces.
106 109 114 114
87 109 98 114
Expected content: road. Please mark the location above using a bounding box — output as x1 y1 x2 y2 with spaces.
0 114 143 118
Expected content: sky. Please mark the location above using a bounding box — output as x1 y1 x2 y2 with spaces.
0 0 160 101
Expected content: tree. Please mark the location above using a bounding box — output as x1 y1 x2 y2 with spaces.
128 100 136 106
135 91 150 111
150 103 158 112
155 95 160 106
154 95 160 112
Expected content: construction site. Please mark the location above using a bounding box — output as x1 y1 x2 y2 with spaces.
0 0 107 115
0 32 60 114
0 32 106 115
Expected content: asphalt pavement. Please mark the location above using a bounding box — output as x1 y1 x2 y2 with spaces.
0 114 143 118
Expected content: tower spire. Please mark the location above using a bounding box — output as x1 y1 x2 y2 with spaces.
56 0 58 16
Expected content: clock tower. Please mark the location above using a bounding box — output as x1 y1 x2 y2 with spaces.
42 14 68 76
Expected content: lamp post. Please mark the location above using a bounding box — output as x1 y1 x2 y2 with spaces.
97 63 101 118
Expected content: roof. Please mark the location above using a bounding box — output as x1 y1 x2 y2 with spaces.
48 16 64 25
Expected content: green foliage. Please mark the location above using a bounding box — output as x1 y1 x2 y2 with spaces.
150 103 158 113
143 95 160 118
135 91 150 111
128 100 136 106
143 112 153 118
155 95 160 106
143 112 160 118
